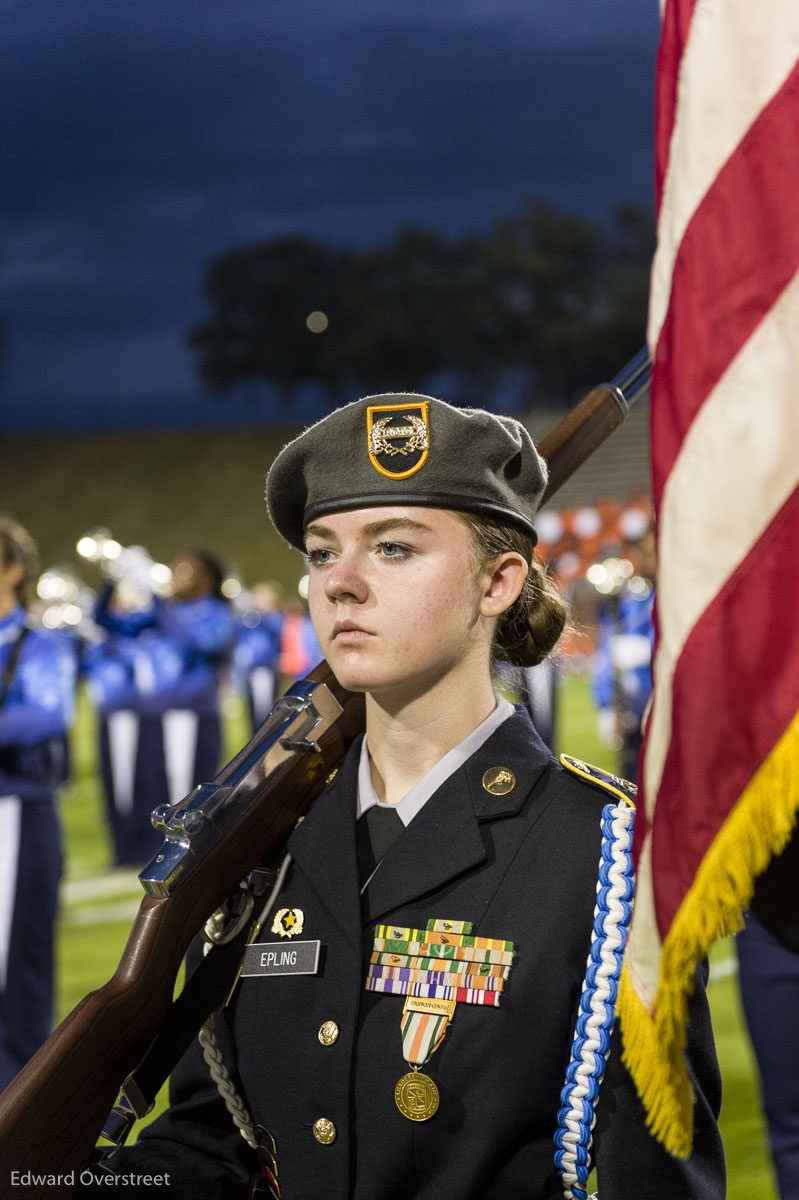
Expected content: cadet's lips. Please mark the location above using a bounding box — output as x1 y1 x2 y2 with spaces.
332 620 373 641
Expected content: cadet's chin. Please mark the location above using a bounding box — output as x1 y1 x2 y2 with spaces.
322 654 372 695
327 659 408 700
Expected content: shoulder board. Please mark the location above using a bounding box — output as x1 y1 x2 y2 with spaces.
559 754 637 807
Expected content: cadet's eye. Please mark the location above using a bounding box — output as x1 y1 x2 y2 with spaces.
306 547 332 567
378 541 408 560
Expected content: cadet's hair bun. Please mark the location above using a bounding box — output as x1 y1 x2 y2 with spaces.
460 512 566 667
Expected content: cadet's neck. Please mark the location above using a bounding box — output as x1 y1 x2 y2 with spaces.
364 667 498 807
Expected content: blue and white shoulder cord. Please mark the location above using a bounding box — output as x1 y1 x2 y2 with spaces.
553 799 636 1200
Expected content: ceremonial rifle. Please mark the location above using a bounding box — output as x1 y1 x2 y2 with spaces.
0 349 651 1195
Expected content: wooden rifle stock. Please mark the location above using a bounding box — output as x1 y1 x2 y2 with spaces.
0 349 649 1195
0 666 365 1193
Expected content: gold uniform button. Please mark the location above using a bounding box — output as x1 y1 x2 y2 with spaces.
318 1020 339 1046
313 1117 337 1145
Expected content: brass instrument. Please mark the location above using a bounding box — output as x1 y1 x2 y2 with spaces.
34 565 98 638
76 528 173 607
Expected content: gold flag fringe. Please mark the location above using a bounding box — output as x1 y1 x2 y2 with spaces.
617 708 799 1158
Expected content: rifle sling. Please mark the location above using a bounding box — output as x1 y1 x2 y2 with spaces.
106 920 253 1138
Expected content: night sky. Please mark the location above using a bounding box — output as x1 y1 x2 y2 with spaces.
3 1 660 432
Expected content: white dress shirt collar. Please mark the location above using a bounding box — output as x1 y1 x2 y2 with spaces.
356 695 515 827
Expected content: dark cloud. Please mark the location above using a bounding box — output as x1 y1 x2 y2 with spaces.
1 0 659 429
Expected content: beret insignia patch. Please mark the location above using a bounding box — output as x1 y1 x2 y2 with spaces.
366 400 430 479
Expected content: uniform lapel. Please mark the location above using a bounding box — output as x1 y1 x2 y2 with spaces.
361 710 553 926
287 735 363 949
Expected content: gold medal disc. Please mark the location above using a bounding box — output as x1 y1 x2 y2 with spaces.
394 1071 440 1122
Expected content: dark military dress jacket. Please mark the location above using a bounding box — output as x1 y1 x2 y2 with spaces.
113 709 725 1199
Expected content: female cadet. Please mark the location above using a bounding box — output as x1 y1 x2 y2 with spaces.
92 395 724 1198
0 516 77 1089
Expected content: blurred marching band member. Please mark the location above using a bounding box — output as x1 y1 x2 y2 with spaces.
518 656 559 752
230 580 285 735
736 911 799 1200
81 629 146 867
490 658 558 753
591 540 655 782
92 550 235 864
0 517 77 1089
277 595 322 688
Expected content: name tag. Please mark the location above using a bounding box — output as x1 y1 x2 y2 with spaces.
241 940 321 977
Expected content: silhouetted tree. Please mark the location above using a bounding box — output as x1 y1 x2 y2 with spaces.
187 203 654 410
187 237 352 408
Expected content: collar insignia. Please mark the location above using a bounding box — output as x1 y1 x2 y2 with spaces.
366 401 430 479
482 767 516 796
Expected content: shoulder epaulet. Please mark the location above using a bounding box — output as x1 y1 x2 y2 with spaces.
559 753 637 807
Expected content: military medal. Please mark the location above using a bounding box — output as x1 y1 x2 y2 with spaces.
365 918 516 1122
393 993 455 1121
395 1069 440 1121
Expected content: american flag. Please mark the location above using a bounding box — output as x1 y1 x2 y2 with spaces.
617 0 799 1156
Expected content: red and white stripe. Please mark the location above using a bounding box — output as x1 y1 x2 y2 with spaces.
630 0 799 1004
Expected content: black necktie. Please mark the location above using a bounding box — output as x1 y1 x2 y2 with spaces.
357 803 404 885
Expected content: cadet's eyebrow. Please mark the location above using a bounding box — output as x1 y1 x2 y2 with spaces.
304 523 336 542
359 517 433 537
304 516 433 542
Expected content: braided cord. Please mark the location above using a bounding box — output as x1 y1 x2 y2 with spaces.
199 1016 281 1198
198 851 293 1199
199 1015 259 1149
554 802 635 1199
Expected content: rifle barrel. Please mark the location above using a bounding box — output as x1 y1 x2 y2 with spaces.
538 347 651 506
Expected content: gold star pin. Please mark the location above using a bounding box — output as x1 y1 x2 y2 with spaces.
271 907 305 938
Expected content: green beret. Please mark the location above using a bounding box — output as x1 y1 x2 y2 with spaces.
266 392 547 550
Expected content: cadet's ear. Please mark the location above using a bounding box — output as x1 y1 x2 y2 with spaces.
479 552 528 619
